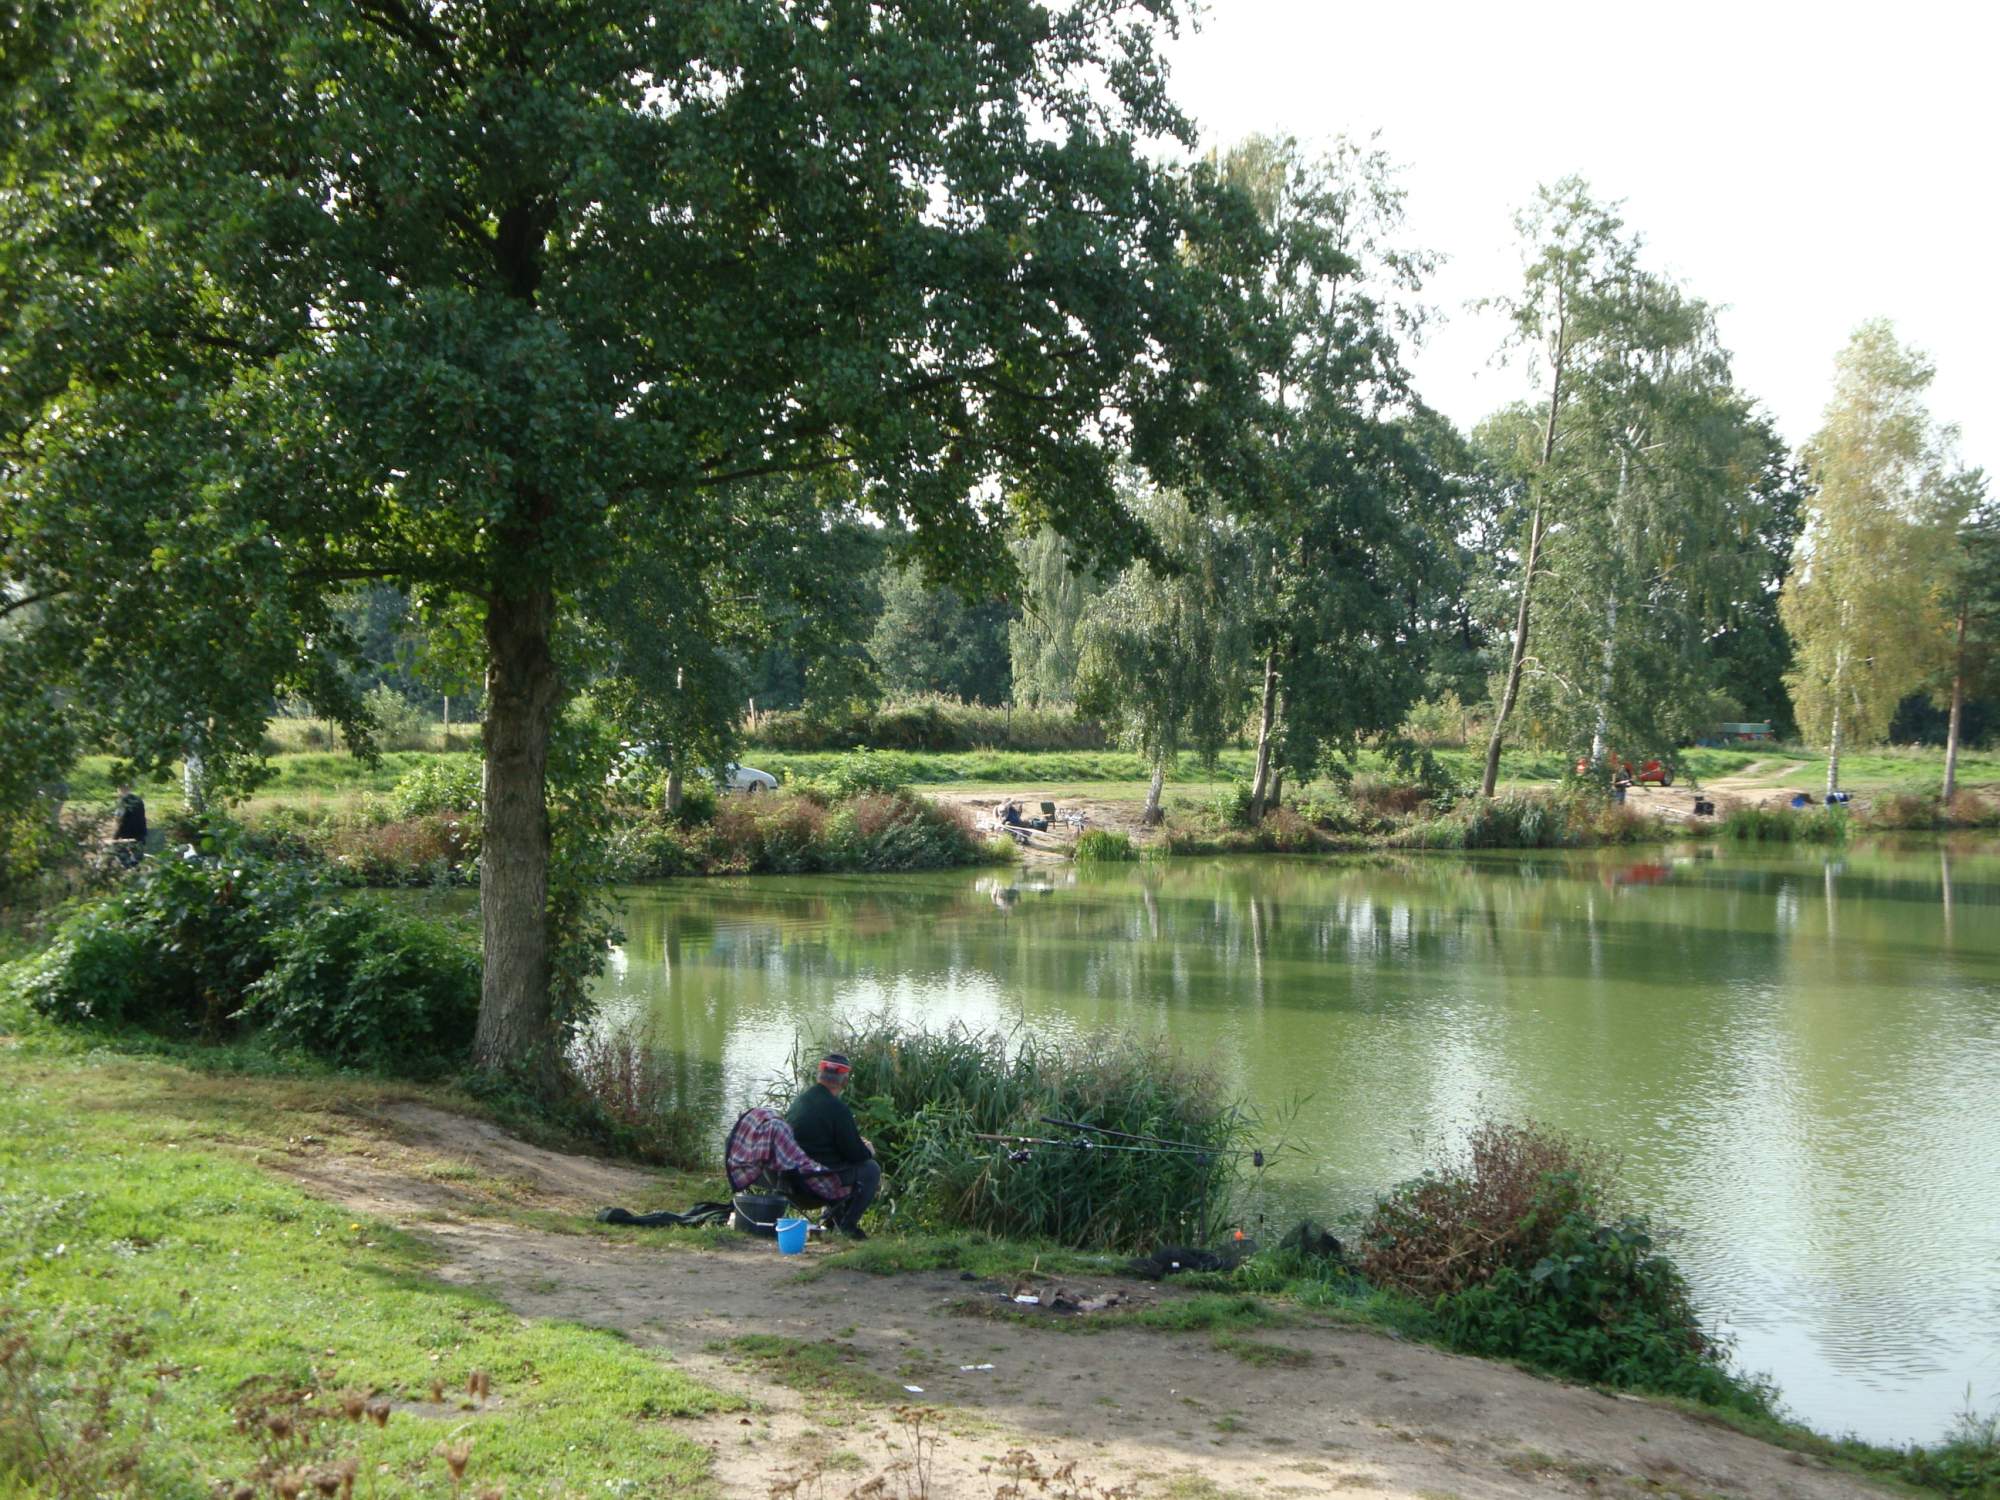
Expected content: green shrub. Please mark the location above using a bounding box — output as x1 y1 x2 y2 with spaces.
3 846 481 1076
361 683 435 751
822 791 985 872
784 1019 1251 1251
388 756 483 818
1210 782 1256 829
1721 803 1849 843
1360 1121 1765 1414
10 851 314 1032
668 780 718 827
242 900 480 1075
749 695 1111 753
1074 829 1135 861
798 747 910 800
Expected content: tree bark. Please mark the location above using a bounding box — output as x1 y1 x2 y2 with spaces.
1142 757 1165 826
475 584 561 1076
1591 586 1617 766
1825 697 1842 800
1943 605 1967 806
1482 294 1567 799
1248 650 1280 820
664 768 684 814
1591 448 1630 766
1481 499 1545 797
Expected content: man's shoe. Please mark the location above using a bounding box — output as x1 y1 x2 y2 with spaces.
837 1224 868 1242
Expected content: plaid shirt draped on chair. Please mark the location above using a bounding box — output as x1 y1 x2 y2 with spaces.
723 1107 851 1201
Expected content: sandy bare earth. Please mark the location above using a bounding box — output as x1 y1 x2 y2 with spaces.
263 1101 1904 1500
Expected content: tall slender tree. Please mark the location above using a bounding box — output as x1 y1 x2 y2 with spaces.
1504 275 1787 766
1477 181 1640 796
1934 485 1998 805
1217 135 1450 820
1780 322 1970 796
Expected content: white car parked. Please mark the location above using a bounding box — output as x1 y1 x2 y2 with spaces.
715 764 778 795
609 743 778 796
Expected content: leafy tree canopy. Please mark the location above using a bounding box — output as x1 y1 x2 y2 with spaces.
1 0 1260 1066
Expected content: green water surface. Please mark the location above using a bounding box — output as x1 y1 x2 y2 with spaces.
594 838 2000 1445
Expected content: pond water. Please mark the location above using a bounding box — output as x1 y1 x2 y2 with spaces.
591 839 2000 1446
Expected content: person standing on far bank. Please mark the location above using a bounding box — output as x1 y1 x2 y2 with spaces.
110 783 147 866
784 1053 881 1240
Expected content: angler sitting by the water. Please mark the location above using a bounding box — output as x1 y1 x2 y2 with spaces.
785 1053 880 1240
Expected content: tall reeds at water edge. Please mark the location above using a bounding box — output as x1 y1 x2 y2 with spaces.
779 1020 1254 1252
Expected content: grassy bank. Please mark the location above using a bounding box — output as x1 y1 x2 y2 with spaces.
0 1051 734 1498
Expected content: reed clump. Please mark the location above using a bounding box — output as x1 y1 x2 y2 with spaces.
1719 803 1848 843
785 1020 1251 1252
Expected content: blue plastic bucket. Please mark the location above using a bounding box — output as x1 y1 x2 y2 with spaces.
775 1217 808 1254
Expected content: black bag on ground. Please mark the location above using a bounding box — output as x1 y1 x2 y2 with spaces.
1126 1237 1258 1280
596 1201 733 1229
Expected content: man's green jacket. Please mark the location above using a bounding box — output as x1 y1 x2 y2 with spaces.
785 1083 869 1168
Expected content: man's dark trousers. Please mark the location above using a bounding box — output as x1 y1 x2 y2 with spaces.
824 1159 880 1232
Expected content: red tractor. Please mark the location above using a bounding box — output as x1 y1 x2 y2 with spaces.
1574 754 1674 787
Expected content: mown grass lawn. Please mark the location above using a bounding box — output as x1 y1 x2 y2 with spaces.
0 1050 735 1498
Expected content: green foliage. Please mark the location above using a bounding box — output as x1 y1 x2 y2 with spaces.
796 748 908 800
1782 322 1976 769
1009 528 1108 711
358 682 433 752
601 789 1001 881
10 851 316 1032
1 0 1252 1069
1075 488 1250 819
750 696 1110 754
388 757 483 819
866 560 1016 706
1395 790 1662 851
786 1020 1251 1251
2 847 480 1076
1895 1403 2000 1498
1436 1208 1763 1412
1359 1121 1767 1415
1720 804 1850 843
1218 137 1457 806
242 900 480 1077
1210 783 1258 829
1074 830 1136 862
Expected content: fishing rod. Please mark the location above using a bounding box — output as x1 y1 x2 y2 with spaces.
972 1131 1200 1157
1040 1115 1266 1168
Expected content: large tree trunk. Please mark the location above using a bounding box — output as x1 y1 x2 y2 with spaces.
1825 697 1842 800
664 768 684 814
1943 605 1967 806
1142 757 1165 826
476 585 562 1076
1481 499 1545 797
1248 650 1280 820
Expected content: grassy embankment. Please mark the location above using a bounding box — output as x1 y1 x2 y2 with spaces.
0 1036 737 1497
36 739 1996 899
6 1029 1993 1498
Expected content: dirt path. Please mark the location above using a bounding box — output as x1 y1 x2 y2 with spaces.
265 1101 1904 1500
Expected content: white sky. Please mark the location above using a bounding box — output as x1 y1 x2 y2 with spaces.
1164 0 1997 478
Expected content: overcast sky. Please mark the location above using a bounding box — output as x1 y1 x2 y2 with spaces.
1164 0 1996 479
